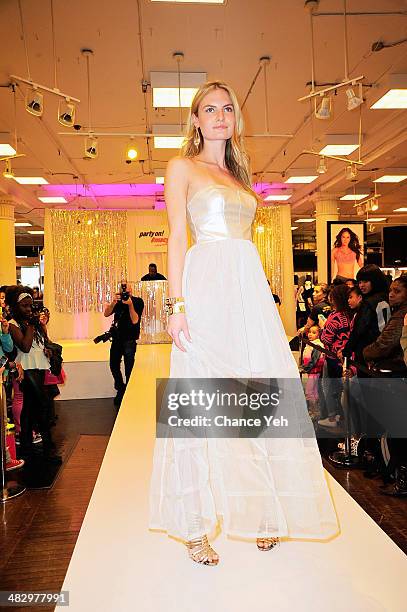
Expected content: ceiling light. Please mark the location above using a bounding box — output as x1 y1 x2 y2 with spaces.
12 176 49 185
154 136 184 149
126 142 138 160
295 218 315 223
152 125 184 149
14 222 32 227
3 159 14 179
340 193 369 201
27 230 45 235
393 207 407 212
85 137 98 159
151 0 225 3
153 88 198 108
0 143 17 156
58 99 76 127
315 96 332 120
38 196 67 204
25 87 44 117
291 226 298 230
370 74 407 109
317 157 327 174
151 72 206 107
264 190 292 201
346 84 363 111
319 134 359 156
367 217 387 222
154 168 166 184
374 174 407 183
284 170 318 184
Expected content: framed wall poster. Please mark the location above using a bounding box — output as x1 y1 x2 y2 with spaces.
327 221 366 283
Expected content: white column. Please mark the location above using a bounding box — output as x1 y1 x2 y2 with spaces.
280 204 296 336
0 197 17 285
313 194 339 284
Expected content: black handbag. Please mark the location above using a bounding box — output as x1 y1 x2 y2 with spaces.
45 340 63 376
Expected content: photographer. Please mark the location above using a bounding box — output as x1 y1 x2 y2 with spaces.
104 281 144 407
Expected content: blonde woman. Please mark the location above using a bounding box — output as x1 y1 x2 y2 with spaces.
149 81 338 565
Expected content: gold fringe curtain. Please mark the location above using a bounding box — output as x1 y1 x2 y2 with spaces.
252 206 284 300
51 210 128 313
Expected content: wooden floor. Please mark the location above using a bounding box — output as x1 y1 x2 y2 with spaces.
1 396 406 607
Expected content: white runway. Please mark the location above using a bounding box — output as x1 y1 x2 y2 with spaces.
62 345 407 612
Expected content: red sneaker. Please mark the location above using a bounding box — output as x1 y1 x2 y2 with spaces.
6 458 25 471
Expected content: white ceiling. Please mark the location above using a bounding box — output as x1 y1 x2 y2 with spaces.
1 0 407 235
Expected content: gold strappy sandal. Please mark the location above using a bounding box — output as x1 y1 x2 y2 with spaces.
186 535 219 566
256 537 279 551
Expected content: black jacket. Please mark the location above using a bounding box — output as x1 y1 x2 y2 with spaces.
342 292 390 368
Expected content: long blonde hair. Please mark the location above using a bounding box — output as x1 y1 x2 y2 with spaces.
181 80 260 201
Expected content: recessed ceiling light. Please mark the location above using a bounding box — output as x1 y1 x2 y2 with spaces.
319 134 359 156
38 196 67 203
27 230 45 234
340 193 369 201
367 217 387 222
295 218 315 223
370 74 407 109
14 222 32 227
155 176 165 184
320 144 359 155
151 0 225 3
264 190 292 202
0 144 17 156
153 88 198 108
285 174 318 184
153 136 184 149
374 175 407 183
12 176 49 185
150 72 206 107
152 125 184 149
393 207 407 212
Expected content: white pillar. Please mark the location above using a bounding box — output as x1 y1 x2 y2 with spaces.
280 204 296 336
313 194 339 284
0 197 16 285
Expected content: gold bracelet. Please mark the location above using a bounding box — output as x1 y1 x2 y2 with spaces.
165 296 185 305
165 302 185 315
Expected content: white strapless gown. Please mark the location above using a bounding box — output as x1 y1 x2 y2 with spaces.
149 185 339 541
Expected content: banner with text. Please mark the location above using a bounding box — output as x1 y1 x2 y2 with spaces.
136 223 168 253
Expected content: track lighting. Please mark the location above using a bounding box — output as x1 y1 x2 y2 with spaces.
370 197 379 212
58 99 76 127
3 159 14 179
317 157 327 174
356 205 364 216
345 164 358 181
346 85 363 111
25 88 44 117
85 137 98 159
315 96 331 120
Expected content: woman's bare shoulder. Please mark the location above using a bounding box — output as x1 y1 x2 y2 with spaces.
166 156 194 172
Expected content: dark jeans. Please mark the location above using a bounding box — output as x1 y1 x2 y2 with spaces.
321 358 344 418
109 338 137 392
20 369 54 457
